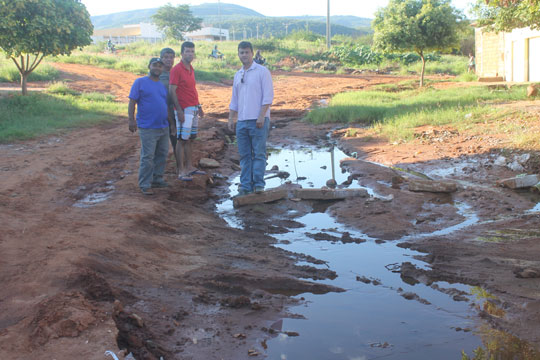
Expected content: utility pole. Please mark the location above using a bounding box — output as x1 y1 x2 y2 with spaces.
231 25 235 41
326 0 331 49
243 26 246 39
256 24 259 40
218 0 222 41
285 23 290 36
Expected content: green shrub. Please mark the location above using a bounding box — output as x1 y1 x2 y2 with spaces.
285 30 324 42
46 82 80 96
252 39 277 52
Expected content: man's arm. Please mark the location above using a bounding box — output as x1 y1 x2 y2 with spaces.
256 105 271 128
256 69 274 128
228 110 238 132
128 99 137 133
169 84 184 124
167 107 176 135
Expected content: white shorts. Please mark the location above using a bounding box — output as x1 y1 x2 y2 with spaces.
175 106 198 140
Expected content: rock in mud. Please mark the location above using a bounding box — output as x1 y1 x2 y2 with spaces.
408 179 457 193
507 161 524 172
356 276 371 284
199 158 220 168
292 188 368 200
341 231 366 244
326 179 337 188
497 174 540 189
399 291 431 305
233 189 288 207
494 156 507 166
514 267 540 278
222 296 251 308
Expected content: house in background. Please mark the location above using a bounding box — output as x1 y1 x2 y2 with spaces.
475 26 540 82
92 23 164 44
92 24 229 44
185 27 229 41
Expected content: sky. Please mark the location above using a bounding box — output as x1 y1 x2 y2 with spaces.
82 0 476 18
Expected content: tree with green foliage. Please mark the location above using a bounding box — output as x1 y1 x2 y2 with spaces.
373 0 462 87
472 0 540 31
0 0 93 95
152 4 202 41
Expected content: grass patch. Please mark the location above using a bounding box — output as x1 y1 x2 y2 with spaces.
46 82 80 96
0 92 124 143
306 85 529 142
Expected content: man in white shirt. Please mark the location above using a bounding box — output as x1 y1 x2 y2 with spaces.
228 41 274 195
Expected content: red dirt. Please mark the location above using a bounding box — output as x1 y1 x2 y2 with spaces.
1 63 540 359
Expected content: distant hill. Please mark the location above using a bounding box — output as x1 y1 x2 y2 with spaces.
90 2 372 38
91 3 264 29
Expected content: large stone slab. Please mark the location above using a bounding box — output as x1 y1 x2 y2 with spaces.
232 189 288 208
292 188 368 200
408 179 457 193
199 158 220 168
497 174 540 189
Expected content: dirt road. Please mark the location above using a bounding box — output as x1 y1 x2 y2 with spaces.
1 63 540 359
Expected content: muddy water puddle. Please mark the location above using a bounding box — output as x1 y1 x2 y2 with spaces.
216 145 520 359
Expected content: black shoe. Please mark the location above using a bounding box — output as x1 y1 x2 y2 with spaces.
254 187 264 194
151 181 169 188
141 188 154 195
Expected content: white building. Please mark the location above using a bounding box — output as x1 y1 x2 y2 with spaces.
475 26 540 82
185 27 229 41
92 23 164 44
92 24 229 44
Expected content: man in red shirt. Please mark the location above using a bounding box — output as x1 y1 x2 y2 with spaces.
169 41 204 181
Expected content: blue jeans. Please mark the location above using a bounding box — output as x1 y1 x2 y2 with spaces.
236 118 269 192
138 127 169 189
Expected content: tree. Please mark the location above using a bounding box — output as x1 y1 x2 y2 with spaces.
472 0 540 31
373 0 462 87
0 0 93 95
152 4 202 41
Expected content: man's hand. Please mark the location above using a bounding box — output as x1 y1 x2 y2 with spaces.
176 110 185 124
256 115 265 129
228 118 236 132
198 106 204 118
128 118 137 133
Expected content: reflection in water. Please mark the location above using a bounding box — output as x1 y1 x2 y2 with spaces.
216 145 540 359
462 325 540 360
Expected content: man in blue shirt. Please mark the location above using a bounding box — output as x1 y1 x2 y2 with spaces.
228 41 274 195
128 57 169 195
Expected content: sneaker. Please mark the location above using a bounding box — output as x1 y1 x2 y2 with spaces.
151 181 169 188
237 188 251 196
254 187 264 194
141 188 154 195
189 169 206 175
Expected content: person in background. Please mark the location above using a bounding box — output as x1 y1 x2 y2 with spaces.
254 50 266 65
210 45 223 59
159 48 177 155
169 41 205 181
468 53 475 73
228 41 274 195
128 58 169 195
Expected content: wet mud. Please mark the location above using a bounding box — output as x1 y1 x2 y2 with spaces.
1 64 540 359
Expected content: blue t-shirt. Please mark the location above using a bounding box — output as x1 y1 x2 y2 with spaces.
128 76 168 129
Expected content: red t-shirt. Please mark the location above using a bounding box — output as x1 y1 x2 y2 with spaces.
169 61 199 109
